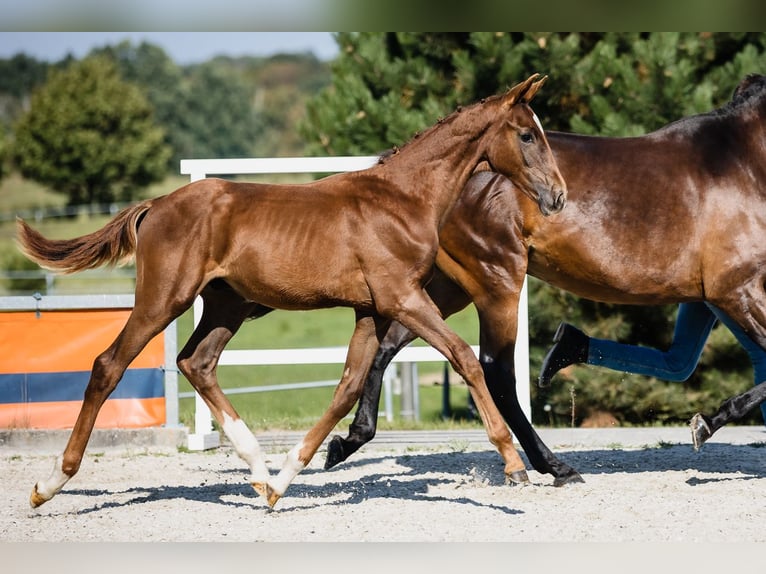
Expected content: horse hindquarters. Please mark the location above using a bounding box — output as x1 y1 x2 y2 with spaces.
31 213 206 508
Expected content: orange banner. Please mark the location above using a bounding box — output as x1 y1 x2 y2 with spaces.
0 397 165 429
0 310 166 429
0 310 163 373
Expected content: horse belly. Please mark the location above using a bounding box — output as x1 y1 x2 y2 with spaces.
224 253 373 311
528 249 698 305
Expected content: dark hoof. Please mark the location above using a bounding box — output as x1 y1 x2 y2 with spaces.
553 470 585 487
324 435 347 470
690 413 712 451
505 469 530 486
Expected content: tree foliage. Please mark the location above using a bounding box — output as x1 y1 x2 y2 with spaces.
104 44 330 165
302 32 766 153
13 56 171 205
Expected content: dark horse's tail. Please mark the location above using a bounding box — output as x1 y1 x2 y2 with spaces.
15 200 154 274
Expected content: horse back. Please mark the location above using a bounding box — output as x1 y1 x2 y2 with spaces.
137 176 439 311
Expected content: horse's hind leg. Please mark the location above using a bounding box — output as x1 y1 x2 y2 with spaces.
690 293 766 448
30 302 185 508
325 320 416 469
691 383 766 450
177 283 273 484
260 311 389 508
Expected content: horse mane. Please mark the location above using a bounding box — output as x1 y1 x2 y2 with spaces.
377 93 504 165
714 73 766 117
652 74 766 137
731 73 766 103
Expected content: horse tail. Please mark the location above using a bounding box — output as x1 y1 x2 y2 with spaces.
15 200 154 274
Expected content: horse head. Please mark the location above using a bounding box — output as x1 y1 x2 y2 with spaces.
484 74 567 216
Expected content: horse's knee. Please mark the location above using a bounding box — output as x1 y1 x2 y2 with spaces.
460 359 486 390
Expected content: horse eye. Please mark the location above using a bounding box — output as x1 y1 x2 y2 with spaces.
520 132 534 144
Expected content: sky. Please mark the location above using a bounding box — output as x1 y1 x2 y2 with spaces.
0 32 340 64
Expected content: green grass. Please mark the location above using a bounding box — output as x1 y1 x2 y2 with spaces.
1 172 485 432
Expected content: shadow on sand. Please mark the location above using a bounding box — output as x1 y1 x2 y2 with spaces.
49 441 765 516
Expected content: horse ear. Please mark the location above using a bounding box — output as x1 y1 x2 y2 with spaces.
522 75 547 103
502 73 543 107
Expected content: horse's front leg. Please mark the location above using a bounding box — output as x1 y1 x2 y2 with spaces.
391 289 529 484
692 290 766 447
476 301 583 486
256 311 389 508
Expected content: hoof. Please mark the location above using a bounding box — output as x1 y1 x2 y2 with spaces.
29 484 48 508
553 470 585 487
505 469 530 486
251 481 282 509
324 436 346 470
690 413 712 451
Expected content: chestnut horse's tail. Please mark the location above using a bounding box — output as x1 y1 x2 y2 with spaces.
15 200 154 274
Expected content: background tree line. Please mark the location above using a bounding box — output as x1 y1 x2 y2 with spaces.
0 42 330 204
2 32 766 426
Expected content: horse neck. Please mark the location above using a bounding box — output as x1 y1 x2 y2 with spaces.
379 103 500 221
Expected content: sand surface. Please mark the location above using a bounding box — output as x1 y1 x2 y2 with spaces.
3 426 765 543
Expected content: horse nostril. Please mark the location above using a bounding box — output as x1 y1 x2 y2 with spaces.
555 191 566 210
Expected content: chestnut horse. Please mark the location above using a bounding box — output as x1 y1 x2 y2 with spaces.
328 73 766 483
17 74 566 509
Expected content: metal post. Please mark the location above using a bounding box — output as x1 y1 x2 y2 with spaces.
441 362 451 419
400 362 415 420
382 365 394 422
163 320 179 428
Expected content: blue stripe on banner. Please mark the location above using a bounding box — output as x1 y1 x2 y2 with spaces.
0 369 164 404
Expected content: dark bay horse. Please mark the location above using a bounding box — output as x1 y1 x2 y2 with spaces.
328 73 766 483
17 74 567 509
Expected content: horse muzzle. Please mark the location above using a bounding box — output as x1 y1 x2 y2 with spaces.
538 186 567 216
